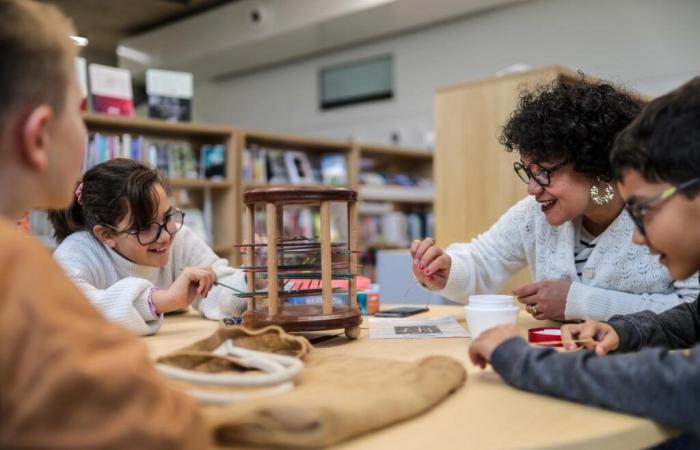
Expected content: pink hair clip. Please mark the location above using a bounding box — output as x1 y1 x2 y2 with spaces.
75 182 84 205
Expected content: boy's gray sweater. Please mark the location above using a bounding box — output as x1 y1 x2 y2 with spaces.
491 295 700 438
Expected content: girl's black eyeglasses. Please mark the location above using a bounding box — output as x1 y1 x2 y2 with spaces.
104 208 185 245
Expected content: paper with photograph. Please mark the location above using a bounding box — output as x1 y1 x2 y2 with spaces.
369 315 469 339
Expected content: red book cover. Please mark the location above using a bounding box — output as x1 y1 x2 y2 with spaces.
88 64 134 116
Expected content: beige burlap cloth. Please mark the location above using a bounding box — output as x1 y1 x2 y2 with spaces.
157 326 466 448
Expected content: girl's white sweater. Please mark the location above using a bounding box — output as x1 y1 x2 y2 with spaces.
53 226 247 335
435 196 699 320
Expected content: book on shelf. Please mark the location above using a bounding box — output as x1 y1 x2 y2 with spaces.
320 153 347 186
284 151 315 184
242 146 253 181
88 64 134 116
267 150 289 184
253 146 268 183
148 143 171 176
200 144 226 180
171 142 198 179
146 68 193 122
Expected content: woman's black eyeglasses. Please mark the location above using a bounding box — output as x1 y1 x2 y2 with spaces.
104 208 185 245
625 178 700 237
513 160 568 187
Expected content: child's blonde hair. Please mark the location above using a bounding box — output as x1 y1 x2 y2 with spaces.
0 0 77 125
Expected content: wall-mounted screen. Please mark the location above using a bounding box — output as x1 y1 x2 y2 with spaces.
319 54 393 110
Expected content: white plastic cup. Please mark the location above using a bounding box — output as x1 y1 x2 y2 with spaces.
464 295 519 338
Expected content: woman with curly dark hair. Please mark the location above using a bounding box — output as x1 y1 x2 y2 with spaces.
410 76 699 322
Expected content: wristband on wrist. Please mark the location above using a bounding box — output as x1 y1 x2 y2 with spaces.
147 287 160 317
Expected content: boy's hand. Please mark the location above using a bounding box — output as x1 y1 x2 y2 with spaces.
152 266 217 313
468 325 521 369
513 279 571 320
410 238 451 290
561 321 620 355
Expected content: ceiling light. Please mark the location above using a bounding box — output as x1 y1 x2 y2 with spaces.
70 35 89 47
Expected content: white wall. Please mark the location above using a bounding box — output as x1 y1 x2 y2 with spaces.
194 0 700 147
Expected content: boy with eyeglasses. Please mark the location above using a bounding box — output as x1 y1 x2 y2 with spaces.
469 76 700 445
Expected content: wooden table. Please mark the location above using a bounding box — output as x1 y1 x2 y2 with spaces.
144 305 673 450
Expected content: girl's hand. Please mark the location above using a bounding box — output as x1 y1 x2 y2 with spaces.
561 321 620 355
468 325 521 369
410 238 451 290
513 279 571 320
152 266 217 313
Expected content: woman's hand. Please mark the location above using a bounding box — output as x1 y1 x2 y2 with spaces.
468 325 521 369
410 238 451 290
561 321 620 355
151 266 217 313
513 279 572 320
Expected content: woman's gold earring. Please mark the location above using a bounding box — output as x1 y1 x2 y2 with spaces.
590 177 615 205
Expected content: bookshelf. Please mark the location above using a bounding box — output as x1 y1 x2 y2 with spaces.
33 112 433 278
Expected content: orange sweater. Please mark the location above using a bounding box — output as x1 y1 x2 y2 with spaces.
0 218 210 449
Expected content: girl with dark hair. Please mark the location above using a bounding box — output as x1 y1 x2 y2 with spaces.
49 158 247 335
411 76 698 321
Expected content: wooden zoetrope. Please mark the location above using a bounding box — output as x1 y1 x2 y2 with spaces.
238 186 362 339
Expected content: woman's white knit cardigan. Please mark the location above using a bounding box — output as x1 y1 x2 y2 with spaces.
435 196 699 320
53 225 247 335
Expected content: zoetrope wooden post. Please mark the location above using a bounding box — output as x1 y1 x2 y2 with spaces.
245 204 255 311
348 200 358 309
276 205 284 287
266 203 279 316
320 201 333 315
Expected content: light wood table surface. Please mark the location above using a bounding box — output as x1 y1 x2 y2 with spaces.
143 305 673 450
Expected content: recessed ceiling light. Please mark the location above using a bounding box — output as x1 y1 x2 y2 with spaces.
70 35 89 47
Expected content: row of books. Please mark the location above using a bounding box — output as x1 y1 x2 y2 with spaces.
85 133 226 179
360 211 433 248
243 145 348 186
